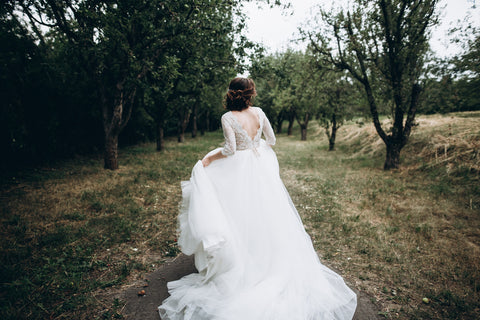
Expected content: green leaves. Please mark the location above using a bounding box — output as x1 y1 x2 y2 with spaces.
2 0 256 167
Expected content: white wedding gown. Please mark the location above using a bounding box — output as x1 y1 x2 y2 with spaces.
158 107 357 320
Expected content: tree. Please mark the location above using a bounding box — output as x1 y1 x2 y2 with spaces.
420 21 480 114
306 0 439 169
144 0 250 145
0 2 50 167
142 54 179 151
316 71 359 150
254 50 320 141
291 52 319 141
280 50 325 141
251 50 328 140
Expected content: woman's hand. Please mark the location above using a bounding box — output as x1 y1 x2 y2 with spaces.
202 151 227 167
202 156 211 167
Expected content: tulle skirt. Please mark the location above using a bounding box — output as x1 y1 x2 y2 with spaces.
158 140 357 319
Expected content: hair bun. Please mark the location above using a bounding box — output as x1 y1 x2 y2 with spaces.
224 78 256 111
227 89 245 101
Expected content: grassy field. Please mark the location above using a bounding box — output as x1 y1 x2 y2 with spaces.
1 112 479 319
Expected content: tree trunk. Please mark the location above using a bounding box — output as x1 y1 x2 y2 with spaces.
296 112 309 141
198 109 206 135
328 113 338 151
156 122 164 151
300 125 307 141
191 103 198 138
177 108 191 143
178 130 185 143
276 117 283 134
287 118 294 136
384 140 402 170
204 110 210 134
101 81 136 170
104 132 118 170
178 119 186 143
328 134 336 151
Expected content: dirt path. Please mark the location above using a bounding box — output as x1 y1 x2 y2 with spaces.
122 254 380 320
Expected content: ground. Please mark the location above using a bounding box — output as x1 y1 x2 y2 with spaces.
121 254 381 320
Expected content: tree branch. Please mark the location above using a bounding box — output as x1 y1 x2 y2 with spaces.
345 10 388 143
44 0 79 42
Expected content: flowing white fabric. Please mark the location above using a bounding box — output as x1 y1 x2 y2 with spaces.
158 107 357 320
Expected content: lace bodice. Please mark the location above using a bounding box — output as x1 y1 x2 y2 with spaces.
221 107 276 156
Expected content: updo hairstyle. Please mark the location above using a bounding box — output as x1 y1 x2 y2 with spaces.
224 77 257 111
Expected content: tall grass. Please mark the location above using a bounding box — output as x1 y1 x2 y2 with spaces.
1 112 479 319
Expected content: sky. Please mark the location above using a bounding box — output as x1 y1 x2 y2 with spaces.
241 0 480 57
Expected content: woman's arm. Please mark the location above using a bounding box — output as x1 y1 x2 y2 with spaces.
260 108 276 146
203 114 235 167
202 150 227 167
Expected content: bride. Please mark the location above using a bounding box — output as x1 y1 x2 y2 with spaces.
158 77 357 319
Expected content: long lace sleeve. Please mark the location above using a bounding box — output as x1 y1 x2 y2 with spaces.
221 114 236 156
260 109 276 146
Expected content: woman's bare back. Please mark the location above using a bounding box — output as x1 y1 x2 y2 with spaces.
231 107 260 140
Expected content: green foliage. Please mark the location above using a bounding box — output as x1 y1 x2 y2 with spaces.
250 51 292 132
251 50 323 139
282 51 320 130
450 25 480 112
421 71 461 114
250 49 364 143
313 67 365 149
1 0 261 169
421 27 480 115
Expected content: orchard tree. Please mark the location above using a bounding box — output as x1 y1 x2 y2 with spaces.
1 1 106 167
273 51 299 136
250 52 299 134
251 50 325 140
143 54 179 151
148 0 253 144
305 0 439 169
271 50 322 141
290 51 322 141
316 70 359 151
253 51 306 137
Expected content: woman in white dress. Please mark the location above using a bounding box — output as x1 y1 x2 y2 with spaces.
158 77 357 320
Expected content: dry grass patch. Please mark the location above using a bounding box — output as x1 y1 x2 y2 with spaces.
278 113 480 319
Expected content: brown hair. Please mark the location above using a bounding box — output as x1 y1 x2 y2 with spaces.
224 77 256 111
